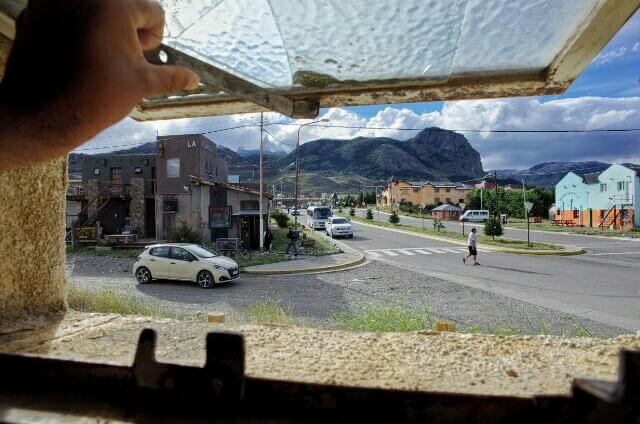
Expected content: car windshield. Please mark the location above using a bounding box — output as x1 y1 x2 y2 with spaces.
188 245 217 258
332 218 347 224
313 208 331 219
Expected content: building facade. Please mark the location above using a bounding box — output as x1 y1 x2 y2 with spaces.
155 134 269 248
380 179 472 208
77 154 156 237
555 164 639 229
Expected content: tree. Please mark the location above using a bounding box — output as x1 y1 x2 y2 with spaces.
389 211 400 224
270 211 290 228
366 208 373 220
484 216 503 240
349 207 356 217
171 220 201 243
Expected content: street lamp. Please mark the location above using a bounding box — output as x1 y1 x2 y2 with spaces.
295 118 329 227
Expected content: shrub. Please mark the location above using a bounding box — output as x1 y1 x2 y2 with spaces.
389 211 400 224
366 208 374 220
338 206 343 213
171 220 201 243
349 207 355 217
270 211 290 228
484 216 504 240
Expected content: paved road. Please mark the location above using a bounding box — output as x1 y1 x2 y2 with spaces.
331 220 640 331
356 208 640 258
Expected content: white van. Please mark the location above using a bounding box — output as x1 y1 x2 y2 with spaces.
459 210 490 222
307 206 332 229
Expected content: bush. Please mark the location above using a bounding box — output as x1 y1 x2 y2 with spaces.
270 211 290 228
484 216 504 240
338 206 343 213
349 207 355 217
366 208 374 220
171 220 201 243
389 211 400 224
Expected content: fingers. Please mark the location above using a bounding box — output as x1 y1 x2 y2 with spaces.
133 0 166 50
142 64 200 96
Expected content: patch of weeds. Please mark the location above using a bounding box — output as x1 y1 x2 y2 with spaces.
241 300 295 326
573 326 590 338
464 323 481 334
67 285 192 320
335 304 431 333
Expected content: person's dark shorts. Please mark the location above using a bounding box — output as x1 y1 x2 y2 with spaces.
468 246 477 255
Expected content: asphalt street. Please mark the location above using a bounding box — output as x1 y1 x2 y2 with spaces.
356 208 640 257
333 218 640 331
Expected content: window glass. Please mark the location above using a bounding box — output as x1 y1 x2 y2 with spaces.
167 158 181 178
600 183 607 192
93 168 100 175
332 218 347 224
170 247 193 261
149 246 170 257
189 245 217 258
573 210 579 219
134 167 142 174
313 208 331 219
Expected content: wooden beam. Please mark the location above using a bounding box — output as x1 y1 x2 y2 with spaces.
548 0 640 84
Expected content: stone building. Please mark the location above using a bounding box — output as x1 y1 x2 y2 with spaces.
380 178 472 208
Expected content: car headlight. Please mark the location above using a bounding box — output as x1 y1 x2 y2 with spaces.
213 263 224 270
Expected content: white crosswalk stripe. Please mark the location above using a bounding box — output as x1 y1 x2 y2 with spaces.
397 250 415 255
365 246 477 258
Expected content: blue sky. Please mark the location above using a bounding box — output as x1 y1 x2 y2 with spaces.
80 9 640 170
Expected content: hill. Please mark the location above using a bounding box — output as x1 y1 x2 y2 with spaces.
495 161 640 187
269 128 484 182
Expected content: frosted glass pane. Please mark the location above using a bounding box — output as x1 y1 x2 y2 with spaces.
452 0 601 73
159 0 600 89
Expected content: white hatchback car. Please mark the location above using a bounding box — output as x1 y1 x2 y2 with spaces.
133 243 239 289
325 217 354 238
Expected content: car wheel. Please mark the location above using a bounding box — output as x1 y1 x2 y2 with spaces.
348 234 354 239
135 267 152 284
331 231 336 239
197 270 214 289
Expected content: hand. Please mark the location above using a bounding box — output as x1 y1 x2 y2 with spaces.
0 0 199 170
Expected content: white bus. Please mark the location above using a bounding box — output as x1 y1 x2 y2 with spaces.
306 206 332 230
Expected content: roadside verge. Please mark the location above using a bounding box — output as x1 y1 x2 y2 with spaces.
243 234 365 275
351 219 585 256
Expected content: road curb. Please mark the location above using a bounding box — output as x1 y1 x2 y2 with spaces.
351 219 583 256
243 233 366 275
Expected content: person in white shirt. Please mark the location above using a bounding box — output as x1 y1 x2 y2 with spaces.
463 228 480 265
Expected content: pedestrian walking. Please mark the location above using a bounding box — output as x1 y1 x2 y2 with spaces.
285 226 299 256
463 227 480 265
264 227 273 251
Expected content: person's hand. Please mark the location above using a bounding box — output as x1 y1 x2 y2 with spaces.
0 0 199 170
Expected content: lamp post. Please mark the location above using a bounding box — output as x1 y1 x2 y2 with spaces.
295 118 329 227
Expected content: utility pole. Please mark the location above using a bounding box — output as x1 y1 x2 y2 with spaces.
259 113 264 250
494 170 499 218
523 179 530 247
295 118 329 227
480 180 484 210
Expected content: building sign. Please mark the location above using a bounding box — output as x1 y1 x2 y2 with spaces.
75 226 97 241
209 206 232 228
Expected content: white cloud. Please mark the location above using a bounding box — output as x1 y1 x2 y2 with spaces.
76 97 640 171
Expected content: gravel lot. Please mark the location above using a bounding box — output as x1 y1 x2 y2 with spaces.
67 253 628 337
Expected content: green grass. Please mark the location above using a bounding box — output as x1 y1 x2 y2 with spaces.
233 224 340 269
240 300 296 326
335 304 433 332
67 285 192 320
341 213 562 250
66 245 143 258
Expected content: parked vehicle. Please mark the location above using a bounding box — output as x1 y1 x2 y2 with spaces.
307 206 332 230
133 243 239 289
325 216 353 238
459 210 490 222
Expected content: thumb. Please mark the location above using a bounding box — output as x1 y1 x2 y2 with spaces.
142 64 200 97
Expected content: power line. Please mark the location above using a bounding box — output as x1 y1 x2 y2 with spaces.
263 128 296 148
267 122 640 134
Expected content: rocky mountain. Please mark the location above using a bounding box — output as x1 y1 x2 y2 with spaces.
269 128 485 182
495 161 640 187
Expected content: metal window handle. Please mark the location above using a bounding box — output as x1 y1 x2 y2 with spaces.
170 262 176 265
149 259 156 262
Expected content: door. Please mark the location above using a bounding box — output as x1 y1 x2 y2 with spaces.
169 247 196 280
147 246 171 278
162 212 176 240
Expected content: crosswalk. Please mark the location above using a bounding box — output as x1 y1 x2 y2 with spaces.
365 246 480 258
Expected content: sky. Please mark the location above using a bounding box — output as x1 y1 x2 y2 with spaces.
77 10 640 170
